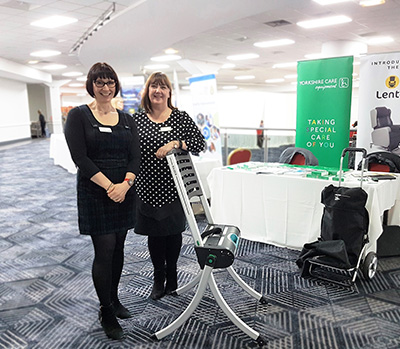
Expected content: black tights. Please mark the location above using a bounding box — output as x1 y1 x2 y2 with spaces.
91 231 127 306
148 234 182 272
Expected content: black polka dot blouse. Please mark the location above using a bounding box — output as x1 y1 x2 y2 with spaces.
134 109 206 208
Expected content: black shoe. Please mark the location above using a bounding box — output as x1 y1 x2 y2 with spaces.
150 269 165 300
165 277 177 295
150 280 165 300
99 304 124 340
112 300 131 319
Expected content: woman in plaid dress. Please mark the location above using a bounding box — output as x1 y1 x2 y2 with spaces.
65 62 140 340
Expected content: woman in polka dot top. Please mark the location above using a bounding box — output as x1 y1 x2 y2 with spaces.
134 72 206 300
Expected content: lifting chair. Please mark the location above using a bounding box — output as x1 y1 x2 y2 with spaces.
370 106 400 151
227 148 252 165
152 149 267 346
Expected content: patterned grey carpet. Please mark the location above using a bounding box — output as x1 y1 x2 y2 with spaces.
1 138 400 349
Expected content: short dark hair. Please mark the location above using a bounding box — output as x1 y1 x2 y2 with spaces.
86 62 120 98
141 72 176 113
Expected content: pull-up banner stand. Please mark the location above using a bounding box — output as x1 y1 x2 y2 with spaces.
356 52 400 158
189 74 222 162
296 56 353 167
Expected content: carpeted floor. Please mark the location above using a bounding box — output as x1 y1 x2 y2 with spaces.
0 138 400 349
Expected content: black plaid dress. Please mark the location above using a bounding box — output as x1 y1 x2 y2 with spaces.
65 105 140 236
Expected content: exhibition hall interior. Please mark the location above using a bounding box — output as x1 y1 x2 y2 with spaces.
1 0 400 348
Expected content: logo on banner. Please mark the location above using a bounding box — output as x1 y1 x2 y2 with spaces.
339 77 350 88
386 75 399 89
299 77 350 91
376 75 400 99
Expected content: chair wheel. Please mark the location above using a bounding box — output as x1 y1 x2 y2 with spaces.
362 252 378 280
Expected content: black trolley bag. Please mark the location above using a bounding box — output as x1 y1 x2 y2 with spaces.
299 147 378 286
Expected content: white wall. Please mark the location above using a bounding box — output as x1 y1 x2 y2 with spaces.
0 77 31 142
61 94 93 107
177 88 297 131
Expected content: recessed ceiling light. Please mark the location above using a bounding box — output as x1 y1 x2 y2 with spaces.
297 15 352 29
254 39 295 48
222 85 238 90
77 93 87 97
143 64 170 70
76 76 87 81
31 16 77 29
234 75 255 80
41 64 67 70
265 78 285 83
227 53 259 61
221 63 236 69
151 54 181 62
164 48 178 54
284 74 298 79
313 0 353 5
62 71 83 77
69 83 84 87
367 36 394 45
273 62 297 69
30 50 61 58
28 60 39 64
359 0 385 6
181 86 191 90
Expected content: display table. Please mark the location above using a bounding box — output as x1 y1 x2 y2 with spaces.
49 133 77 174
207 162 400 251
49 133 221 198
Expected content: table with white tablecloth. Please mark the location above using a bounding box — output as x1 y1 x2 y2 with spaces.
50 133 221 197
207 162 400 251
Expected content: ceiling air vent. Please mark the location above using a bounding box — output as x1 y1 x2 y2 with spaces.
264 20 292 27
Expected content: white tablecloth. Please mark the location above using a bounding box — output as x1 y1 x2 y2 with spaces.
207 163 400 251
49 133 221 198
49 133 77 174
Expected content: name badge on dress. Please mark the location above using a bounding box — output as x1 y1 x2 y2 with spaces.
99 127 112 133
160 126 172 132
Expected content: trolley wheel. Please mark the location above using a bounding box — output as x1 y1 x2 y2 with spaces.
362 252 378 280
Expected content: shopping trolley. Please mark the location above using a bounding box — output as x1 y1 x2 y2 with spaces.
297 147 378 286
152 149 268 346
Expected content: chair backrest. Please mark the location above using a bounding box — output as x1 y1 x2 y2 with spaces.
358 151 400 173
166 150 214 247
279 147 319 166
290 153 306 165
227 148 252 165
371 106 393 129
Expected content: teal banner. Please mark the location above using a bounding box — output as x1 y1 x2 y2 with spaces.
296 56 353 168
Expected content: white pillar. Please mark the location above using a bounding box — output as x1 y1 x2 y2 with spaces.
45 80 70 134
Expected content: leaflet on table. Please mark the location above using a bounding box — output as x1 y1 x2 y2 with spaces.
225 162 345 179
350 172 398 181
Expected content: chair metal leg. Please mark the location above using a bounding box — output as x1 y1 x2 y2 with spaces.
208 274 260 340
227 266 262 301
175 273 201 296
154 266 212 340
